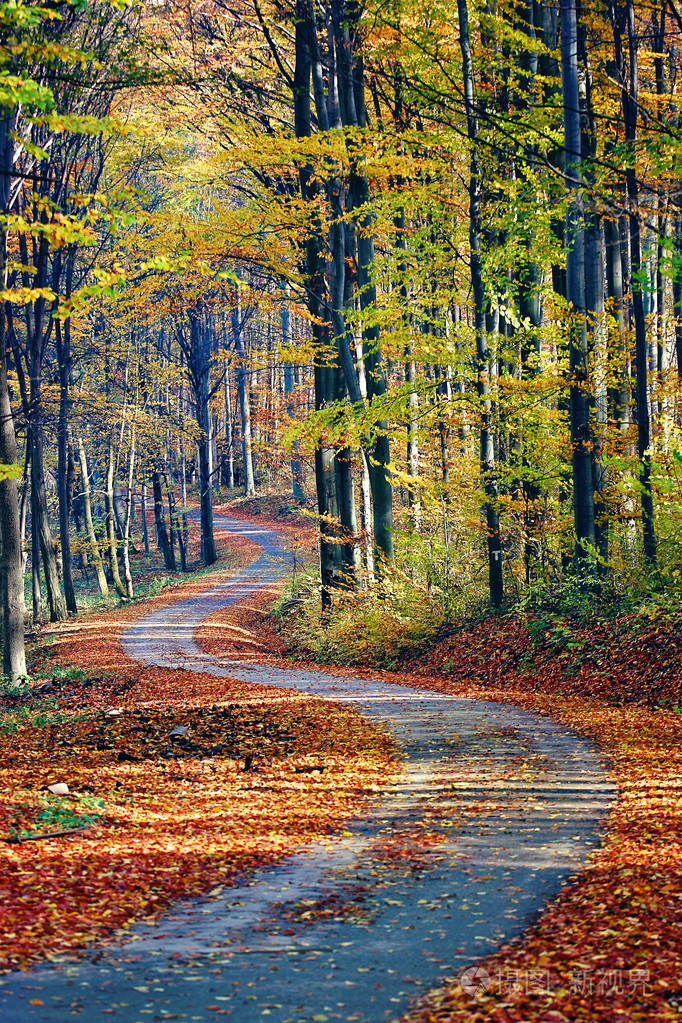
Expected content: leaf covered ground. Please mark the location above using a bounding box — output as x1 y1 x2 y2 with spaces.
398 610 682 1022
8 501 681 1021
218 573 679 1023
0 527 398 973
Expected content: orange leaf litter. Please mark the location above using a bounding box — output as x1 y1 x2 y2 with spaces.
0 527 399 972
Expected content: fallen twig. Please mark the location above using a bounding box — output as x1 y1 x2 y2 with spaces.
1 826 93 843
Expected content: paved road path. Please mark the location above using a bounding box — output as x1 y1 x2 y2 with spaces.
0 515 616 1023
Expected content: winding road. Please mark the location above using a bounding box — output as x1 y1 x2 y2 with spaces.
0 514 616 1023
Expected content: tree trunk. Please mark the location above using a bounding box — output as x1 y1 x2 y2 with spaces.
458 0 504 606
233 294 256 498
281 296 305 501
224 361 235 489
611 0 656 563
55 255 77 614
562 0 595 571
581 29 609 570
167 476 185 573
106 436 127 598
27 217 65 621
31 424 67 621
0 107 26 679
178 365 190 550
605 213 630 425
30 484 41 623
121 429 136 598
331 0 394 567
190 310 217 565
152 468 175 571
295 0 338 608
77 437 109 596
141 479 150 557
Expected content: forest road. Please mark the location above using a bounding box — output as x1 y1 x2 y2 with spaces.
0 514 616 1023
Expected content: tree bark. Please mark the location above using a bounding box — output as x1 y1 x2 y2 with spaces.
189 308 217 565
27 211 65 622
232 294 256 499
106 436 127 598
152 467 175 571
458 0 504 606
281 295 305 500
140 479 150 557
77 437 108 596
331 0 394 567
0 106 26 680
562 0 596 571
223 359 235 489
295 0 339 608
611 0 656 563
605 213 630 424
121 429 135 598
55 252 77 614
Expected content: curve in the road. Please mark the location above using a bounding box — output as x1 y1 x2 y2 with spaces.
0 514 616 1023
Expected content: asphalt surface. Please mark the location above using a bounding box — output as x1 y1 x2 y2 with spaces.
0 515 616 1023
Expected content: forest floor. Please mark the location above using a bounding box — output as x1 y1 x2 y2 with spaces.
0 508 396 974
393 610 682 1022
198 500 682 1023
2 497 681 1021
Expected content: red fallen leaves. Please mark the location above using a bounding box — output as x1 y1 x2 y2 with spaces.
0 537 399 973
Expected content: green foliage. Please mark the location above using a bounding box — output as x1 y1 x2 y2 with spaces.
10 792 103 838
275 571 446 669
0 698 80 734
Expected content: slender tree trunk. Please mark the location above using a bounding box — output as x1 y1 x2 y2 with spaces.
19 453 29 579
106 436 126 598
31 423 66 621
395 204 420 529
611 0 656 563
185 308 217 565
458 0 504 606
179 437 189 555
562 0 595 571
141 479 150 557
197 372 217 563
152 467 175 571
674 218 682 382
28 225 65 621
233 294 256 497
31 484 41 623
332 0 394 567
224 361 235 489
55 256 77 614
295 0 338 608
434 363 451 494
0 107 25 679
167 476 185 572
360 451 375 583
121 429 135 599
605 213 630 424
586 211 608 567
77 437 109 596
281 296 305 500
581 32 609 569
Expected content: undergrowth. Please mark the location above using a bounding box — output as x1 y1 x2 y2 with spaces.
273 569 476 669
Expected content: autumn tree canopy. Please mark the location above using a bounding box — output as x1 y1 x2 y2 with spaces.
1 0 682 674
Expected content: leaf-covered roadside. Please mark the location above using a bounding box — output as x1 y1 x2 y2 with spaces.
391 607 682 1023
0 537 399 973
